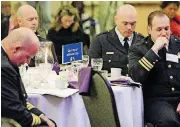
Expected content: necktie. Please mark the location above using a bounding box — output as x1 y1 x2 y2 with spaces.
124 37 129 51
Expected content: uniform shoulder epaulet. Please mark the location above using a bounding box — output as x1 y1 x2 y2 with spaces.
96 30 109 37
135 36 147 46
136 32 145 38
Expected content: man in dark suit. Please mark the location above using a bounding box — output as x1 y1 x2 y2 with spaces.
88 4 144 76
1 27 56 127
1 1 11 40
129 10 180 127
16 5 58 67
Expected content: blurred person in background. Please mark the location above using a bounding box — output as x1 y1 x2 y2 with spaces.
47 5 90 64
1 1 28 40
161 1 180 37
1 1 11 40
71 1 101 39
1 27 56 127
1 1 11 20
88 4 144 76
1 1 12 40
16 5 58 67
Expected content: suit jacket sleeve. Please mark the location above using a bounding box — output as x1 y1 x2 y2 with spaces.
1 66 42 127
128 45 159 83
88 36 103 59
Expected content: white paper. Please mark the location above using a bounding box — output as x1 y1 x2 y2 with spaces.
26 88 79 98
166 53 179 63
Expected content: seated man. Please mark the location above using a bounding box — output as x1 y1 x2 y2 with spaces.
128 10 180 126
88 4 144 76
16 5 58 67
1 27 56 127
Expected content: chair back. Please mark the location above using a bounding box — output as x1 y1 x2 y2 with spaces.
1 117 21 127
81 70 120 127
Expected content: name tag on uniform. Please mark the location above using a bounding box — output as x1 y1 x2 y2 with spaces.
166 53 179 63
178 52 180 59
106 52 114 55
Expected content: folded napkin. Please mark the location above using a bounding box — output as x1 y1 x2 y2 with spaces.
78 67 92 95
52 62 61 75
110 78 141 88
68 81 78 89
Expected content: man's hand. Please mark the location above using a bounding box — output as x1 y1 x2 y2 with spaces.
46 119 55 127
176 103 180 114
151 37 169 54
39 114 55 127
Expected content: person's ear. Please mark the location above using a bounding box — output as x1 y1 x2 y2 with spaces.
12 46 21 54
114 16 118 25
17 17 22 26
147 26 151 35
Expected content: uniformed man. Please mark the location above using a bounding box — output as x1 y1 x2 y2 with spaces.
16 5 58 67
1 28 56 127
128 10 180 126
88 4 144 76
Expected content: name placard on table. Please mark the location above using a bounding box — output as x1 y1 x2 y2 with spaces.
62 42 83 64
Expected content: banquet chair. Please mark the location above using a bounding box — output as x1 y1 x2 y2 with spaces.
80 70 120 127
145 123 154 127
1 118 21 127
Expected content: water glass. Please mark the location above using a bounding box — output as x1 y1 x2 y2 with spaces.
71 62 83 77
91 58 103 71
82 55 89 67
39 63 53 85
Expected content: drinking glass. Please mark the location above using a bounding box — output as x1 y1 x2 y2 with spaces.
71 61 83 77
82 55 89 67
91 58 103 71
35 41 54 86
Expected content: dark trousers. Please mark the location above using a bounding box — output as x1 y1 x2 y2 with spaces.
144 97 180 127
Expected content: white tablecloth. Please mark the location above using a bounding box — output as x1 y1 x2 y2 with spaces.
28 86 143 127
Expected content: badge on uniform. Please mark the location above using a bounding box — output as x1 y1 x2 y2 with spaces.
166 53 179 63
106 52 114 55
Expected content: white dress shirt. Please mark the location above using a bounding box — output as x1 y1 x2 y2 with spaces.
115 26 134 47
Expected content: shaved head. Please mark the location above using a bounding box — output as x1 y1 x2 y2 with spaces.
4 27 39 46
116 4 137 17
2 27 40 66
115 4 137 37
16 5 37 18
16 5 38 32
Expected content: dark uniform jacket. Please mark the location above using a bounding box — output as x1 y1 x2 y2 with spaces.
128 35 180 100
1 47 45 127
29 33 58 67
88 28 144 75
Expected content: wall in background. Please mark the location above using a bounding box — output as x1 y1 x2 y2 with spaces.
9 1 180 36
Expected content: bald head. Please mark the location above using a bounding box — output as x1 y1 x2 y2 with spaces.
4 27 39 46
16 5 38 32
2 27 40 66
17 5 37 18
116 4 137 17
115 4 137 37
